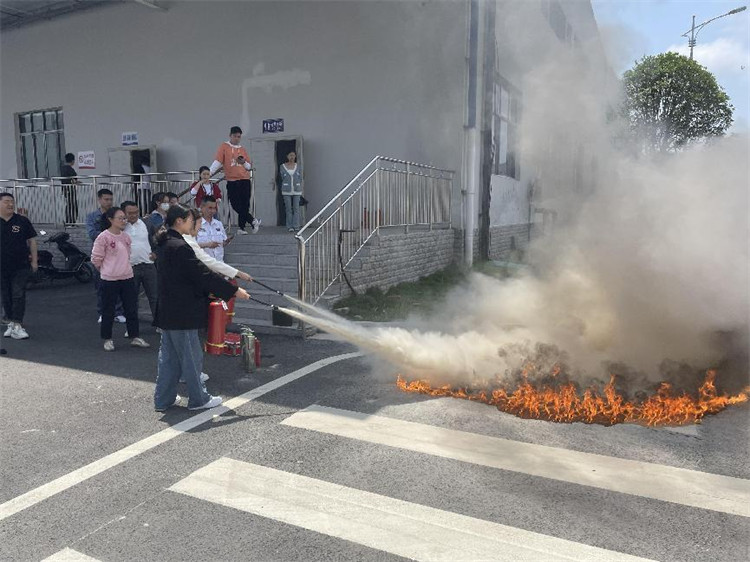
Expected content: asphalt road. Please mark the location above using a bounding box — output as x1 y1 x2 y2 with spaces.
0 281 748 562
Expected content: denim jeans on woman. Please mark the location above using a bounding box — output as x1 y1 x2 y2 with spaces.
154 329 209 410
283 194 300 229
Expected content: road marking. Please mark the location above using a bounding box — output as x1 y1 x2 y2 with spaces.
281 405 750 518
0 352 362 523
170 457 654 562
41 548 101 561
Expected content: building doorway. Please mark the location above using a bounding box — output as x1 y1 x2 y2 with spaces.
248 136 303 227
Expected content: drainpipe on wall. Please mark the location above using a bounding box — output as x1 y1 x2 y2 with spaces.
463 0 483 267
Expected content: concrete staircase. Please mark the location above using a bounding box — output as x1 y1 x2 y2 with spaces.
224 226 301 335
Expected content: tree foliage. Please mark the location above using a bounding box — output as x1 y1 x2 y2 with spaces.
621 52 733 153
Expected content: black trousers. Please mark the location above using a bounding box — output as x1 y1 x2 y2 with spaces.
0 267 30 323
62 184 78 224
101 278 139 340
132 262 158 319
227 179 255 229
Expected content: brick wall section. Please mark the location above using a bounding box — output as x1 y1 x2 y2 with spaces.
488 223 532 261
35 224 94 268
329 227 457 298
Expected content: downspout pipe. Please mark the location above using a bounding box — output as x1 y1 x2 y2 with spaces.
463 0 482 267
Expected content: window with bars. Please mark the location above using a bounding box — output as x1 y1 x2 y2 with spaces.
491 80 521 180
16 108 66 179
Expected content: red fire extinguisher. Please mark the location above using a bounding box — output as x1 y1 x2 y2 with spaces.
225 279 238 327
206 300 227 355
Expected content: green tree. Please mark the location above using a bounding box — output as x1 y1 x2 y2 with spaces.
621 52 733 153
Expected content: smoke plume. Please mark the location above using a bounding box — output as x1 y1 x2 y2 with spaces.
296 5 749 394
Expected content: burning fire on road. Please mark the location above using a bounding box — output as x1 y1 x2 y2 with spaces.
396 369 749 427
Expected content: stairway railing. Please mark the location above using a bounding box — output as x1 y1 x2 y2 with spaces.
296 156 455 305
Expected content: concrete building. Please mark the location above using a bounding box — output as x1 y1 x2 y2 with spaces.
1 0 612 269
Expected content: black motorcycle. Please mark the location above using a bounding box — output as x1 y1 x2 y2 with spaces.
28 231 94 286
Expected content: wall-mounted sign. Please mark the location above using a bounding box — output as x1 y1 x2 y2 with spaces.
122 131 139 146
78 151 96 169
262 118 284 134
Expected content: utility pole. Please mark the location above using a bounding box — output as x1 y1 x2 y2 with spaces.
682 6 747 60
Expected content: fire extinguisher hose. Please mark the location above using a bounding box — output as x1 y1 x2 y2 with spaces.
251 278 285 297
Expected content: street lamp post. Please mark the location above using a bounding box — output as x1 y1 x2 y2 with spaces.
682 6 747 60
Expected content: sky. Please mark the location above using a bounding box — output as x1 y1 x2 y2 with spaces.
591 0 750 132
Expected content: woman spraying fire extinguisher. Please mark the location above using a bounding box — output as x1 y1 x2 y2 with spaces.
153 204 250 412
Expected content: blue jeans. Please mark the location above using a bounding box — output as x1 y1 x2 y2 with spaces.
283 194 300 229
154 329 209 410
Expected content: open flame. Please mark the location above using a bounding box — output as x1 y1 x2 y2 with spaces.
396 370 749 426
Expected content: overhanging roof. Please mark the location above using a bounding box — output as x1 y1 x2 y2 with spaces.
0 0 164 31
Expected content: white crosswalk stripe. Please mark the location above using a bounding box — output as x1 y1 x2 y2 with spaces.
170 457 656 562
41 548 102 562
281 404 750 518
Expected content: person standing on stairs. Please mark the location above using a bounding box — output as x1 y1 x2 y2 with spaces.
209 126 260 235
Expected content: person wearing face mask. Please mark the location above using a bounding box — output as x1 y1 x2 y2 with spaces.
153 204 250 412
145 192 170 231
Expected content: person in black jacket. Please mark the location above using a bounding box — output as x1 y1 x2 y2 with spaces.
153 204 249 412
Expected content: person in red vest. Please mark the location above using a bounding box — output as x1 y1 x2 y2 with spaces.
190 166 223 207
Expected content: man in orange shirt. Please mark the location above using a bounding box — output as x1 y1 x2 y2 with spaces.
209 126 260 235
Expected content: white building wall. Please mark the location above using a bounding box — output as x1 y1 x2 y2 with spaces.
0 0 466 219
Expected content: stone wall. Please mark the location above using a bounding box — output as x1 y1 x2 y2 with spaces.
35 225 93 268
488 223 532 261
329 227 457 298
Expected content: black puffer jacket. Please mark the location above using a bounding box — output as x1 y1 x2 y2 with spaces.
154 229 236 330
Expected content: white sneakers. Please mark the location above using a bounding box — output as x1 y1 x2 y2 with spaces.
104 337 149 350
188 395 223 411
98 315 126 323
236 228 248 235
200 372 210 383
155 395 182 412
250 218 261 234
3 323 29 340
156 394 221 412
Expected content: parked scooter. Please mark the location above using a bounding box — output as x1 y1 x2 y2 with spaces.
28 231 94 286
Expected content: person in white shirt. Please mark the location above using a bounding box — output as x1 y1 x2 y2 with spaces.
195 196 228 262
122 200 158 321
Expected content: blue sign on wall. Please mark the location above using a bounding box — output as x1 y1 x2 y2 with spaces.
262 118 284 134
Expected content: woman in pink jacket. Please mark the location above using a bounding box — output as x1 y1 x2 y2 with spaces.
91 207 150 352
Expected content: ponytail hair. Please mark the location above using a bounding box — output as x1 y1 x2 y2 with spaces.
156 203 193 245
165 203 193 228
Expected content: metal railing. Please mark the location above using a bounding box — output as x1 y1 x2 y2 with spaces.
296 156 454 305
0 171 240 230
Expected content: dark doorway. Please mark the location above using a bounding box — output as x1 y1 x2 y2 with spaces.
274 139 297 226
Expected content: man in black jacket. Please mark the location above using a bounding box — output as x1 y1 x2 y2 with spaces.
153 207 249 412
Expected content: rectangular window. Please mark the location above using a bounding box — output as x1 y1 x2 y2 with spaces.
491 79 520 180
16 107 65 178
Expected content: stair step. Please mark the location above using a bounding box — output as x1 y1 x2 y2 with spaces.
244 276 298 293
224 253 298 266
230 264 297 279
228 235 298 247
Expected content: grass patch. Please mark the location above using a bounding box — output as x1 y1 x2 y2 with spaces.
333 264 467 322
